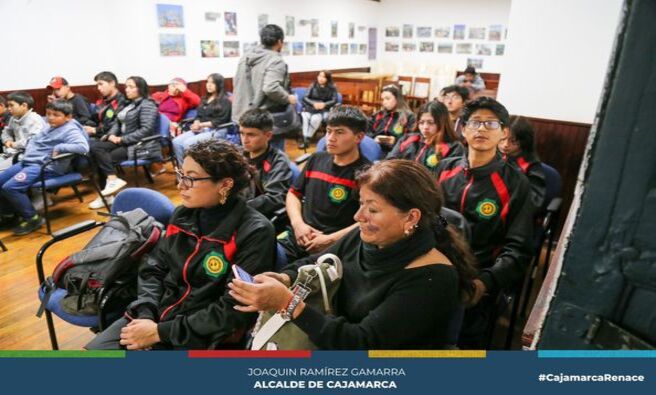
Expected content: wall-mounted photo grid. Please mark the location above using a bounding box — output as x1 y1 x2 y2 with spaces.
157 6 369 59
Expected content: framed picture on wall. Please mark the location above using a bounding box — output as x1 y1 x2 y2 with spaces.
319 43 328 55
468 27 486 40
159 34 186 56
157 4 184 28
340 43 349 55
402 24 413 38
359 43 367 54
475 44 492 56
223 41 240 57
349 23 355 38
243 41 258 54
330 43 339 55
489 25 503 41
224 12 237 36
282 42 291 56
204 12 220 22
435 27 450 38
285 16 295 36
417 27 432 38
437 43 453 53
385 42 399 52
455 43 472 54
293 42 304 55
311 19 319 37
331 21 338 38
419 42 434 52
258 14 268 32
350 43 358 54
453 24 466 40
496 44 505 55
402 42 417 52
200 40 220 58
467 58 484 69
306 42 317 55
386 27 400 37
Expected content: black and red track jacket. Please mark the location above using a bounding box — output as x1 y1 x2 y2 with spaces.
94 92 127 138
436 154 535 293
367 110 416 141
126 198 275 349
504 153 547 210
387 132 466 175
246 144 294 218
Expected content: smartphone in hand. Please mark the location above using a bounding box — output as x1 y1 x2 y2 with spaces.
232 265 255 283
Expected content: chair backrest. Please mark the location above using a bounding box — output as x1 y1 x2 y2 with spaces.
316 135 382 162
292 87 307 113
112 188 176 225
541 163 562 206
336 92 343 104
412 77 431 98
183 108 198 120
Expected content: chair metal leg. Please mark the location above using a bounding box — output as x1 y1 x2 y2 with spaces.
505 293 521 349
71 184 83 202
0 239 7 252
143 166 154 184
45 310 59 350
42 185 52 235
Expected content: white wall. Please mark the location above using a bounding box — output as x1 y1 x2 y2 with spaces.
0 0 378 90
496 0 624 124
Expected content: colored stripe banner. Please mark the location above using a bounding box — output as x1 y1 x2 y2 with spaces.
0 350 125 358
189 350 312 358
538 350 656 358
368 350 487 358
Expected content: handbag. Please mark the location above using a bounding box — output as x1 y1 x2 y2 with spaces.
270 104 300 136
250 253 343 350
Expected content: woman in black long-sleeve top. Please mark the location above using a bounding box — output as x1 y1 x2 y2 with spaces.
230 160 478 350
299 71 338 148
88 76 159 209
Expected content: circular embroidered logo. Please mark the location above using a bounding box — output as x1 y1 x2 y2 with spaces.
328 185 349 203
14 172 27 182
476 199 498 219
425 154 439 168
392 122 404 137
203 251 228 278
106 109 115 119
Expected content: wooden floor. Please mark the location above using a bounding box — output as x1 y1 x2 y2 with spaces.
0 139 312 350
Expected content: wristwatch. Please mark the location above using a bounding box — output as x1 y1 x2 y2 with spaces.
279 284 311 321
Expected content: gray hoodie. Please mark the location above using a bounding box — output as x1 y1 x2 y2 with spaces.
232 46 291 123
22 119 89 175
1 110 47 157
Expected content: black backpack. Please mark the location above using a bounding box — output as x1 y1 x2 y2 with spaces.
37 208 163 326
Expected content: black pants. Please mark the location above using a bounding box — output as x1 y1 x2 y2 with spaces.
90 140 128 188
458 294 498 349
85 317 171 350
277 227 310 264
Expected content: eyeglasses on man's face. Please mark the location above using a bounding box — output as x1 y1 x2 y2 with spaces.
176 169 213 189
441 94 463 102
465 120 503 130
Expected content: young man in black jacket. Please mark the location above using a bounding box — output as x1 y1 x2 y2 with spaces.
84 71 127 140
435 97 535 348
239 109 293 218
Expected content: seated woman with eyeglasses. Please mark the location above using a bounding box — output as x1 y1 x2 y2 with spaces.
86 140 276 350
387 101 465 175
229 160 478 350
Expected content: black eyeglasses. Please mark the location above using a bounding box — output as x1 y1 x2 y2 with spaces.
175 170 213 189
465 120 503 130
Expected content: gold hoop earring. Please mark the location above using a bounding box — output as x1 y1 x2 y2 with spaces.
218 189 228 205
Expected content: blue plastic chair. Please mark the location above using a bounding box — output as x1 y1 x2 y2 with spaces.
117 114 176 186
36 188 175 349
183 108 198 121
315 135 383 162
292 87 307 114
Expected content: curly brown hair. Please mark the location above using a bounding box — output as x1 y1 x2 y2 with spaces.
184 140 254 195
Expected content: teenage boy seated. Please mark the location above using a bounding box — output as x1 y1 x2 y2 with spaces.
152 77 201 133
84 71 127 140
47 76 95 127
1 91 47 166
0 101 89 235
239 109 293 218
455 66 486 92
435 97 534 348
439 85 470 140
279 106 372 262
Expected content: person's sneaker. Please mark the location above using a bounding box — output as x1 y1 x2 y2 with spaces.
88 195 114 210
31 193 54 212
0 215 18 230
100 178 127 196
12 215 45 236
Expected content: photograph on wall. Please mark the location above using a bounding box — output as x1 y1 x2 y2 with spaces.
258 14 268 32
402 42 417 52
453 24 466 40
350 43 358 54
455 42 472 54
496 44 506 56
359 43 367 54
469 27 486 40
475 44 492 56
340 43 349 55
159 34 186 56
467 57 484 69
293 42 304 55
330 43 339 55
434 26 450 38
204 12 220 22
200 40 220 58
282 42 291 56
368 27 377 60
224 12 237 36
348 22 355 38
402 24 413 38
306 42 317 55
417 26 432 38
489 25 503 41
319 42 328 55
311 19 319 37
437 43 453 53
331 21 338 38
223 41 240 57
385 42 399 52
385 26 400 37
243 41 259 54
285 16 295 36
157 4 184 28
419 42 434 52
